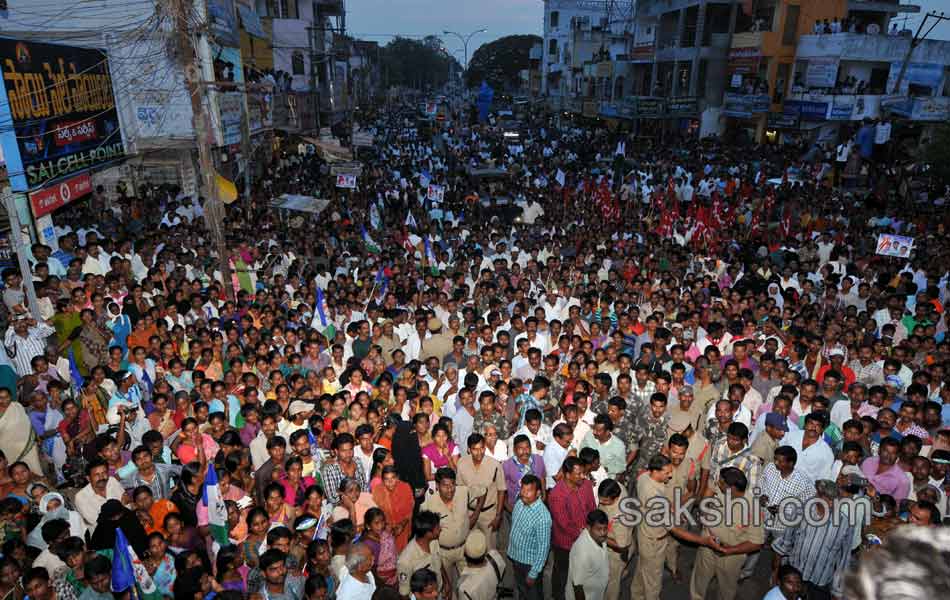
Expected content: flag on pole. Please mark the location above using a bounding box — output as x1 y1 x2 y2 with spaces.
202 464 230 546
312 288 336 340
111 527 156 594
424 236 437 274
369 203 382 230
555 169 566 188
67 349 84 392
361 225 380 254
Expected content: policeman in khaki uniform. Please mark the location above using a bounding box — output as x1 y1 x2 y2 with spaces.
689 467 765 600
664 433 699 581
456 433 506 550
632 455 721 600
397 510 445 597
421 467 474 589
455 530 506 600
597 479 632 600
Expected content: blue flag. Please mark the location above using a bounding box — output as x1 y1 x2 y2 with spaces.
315 288 327 327
111 527 156 593
67 349 84 391
141 369 154 394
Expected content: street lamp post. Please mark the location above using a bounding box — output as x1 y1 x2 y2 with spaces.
442 28 487 74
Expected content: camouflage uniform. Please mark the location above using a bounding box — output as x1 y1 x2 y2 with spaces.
634 411 671 472
611 416 638 459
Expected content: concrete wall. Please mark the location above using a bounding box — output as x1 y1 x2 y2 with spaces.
272 18 313 91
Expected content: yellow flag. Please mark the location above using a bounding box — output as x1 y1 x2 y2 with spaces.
215 171 238 204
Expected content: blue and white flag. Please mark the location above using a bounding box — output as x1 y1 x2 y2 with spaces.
111 527 156 594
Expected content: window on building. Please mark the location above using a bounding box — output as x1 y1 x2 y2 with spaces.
782 5 800 45
549 39 558 56
550 11 559 29
292 51 305 75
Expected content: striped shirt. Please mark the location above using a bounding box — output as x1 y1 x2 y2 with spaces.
507 497 552 579
772 511 853 594
3 323 54 377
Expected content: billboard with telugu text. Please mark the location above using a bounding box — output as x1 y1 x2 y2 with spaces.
0 38 125 191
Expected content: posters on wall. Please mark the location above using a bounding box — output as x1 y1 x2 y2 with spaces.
427 184 445 202
0 39 126 191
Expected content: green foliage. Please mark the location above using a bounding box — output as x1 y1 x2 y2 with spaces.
923 120 950 187
379 37 461 90
464 35 541 90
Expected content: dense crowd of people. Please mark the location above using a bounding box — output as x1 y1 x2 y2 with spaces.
0 95 947 600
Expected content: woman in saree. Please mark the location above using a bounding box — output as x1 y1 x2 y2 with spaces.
370 466 413 552
0 388 41 476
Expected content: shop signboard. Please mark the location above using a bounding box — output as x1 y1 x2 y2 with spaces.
637 97 665 118
0 38 126 192
728 47 761 74
828 103 854 121
804 58 839 89
789 100 828 121
27 172 92 217
911 97 950 121
723 93 770 118
667 97 698 116
218 92 244 146
767 111 798 128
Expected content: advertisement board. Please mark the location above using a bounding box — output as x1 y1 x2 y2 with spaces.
335 174 357 189
28 172 92 217
218 92 244 146
804 58 839 89
0 38 126 191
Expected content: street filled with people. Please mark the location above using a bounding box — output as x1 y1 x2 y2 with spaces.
0 96 948 600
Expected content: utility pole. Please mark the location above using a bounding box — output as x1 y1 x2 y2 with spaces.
172 0 233 297
891 11 949 94
2 189 40 317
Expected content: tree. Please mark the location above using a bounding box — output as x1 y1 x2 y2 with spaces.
923 120 950 187
379 37 460 90
464 34 541 91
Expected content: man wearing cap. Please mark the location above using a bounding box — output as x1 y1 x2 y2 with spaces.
456 433 506 550
109 372 144 412
667 386 704 438
455 530 506 600
285 400 313 436
421 468 473 588
422 317 454 363
750 413 790 464
772 479 854 600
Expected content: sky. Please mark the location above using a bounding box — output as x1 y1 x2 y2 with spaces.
346 0 950 60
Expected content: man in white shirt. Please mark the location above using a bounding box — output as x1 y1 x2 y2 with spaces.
74 462 127 530
335 544 377 599
543 423 574 489
779 414 835 482
566 510 610 600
